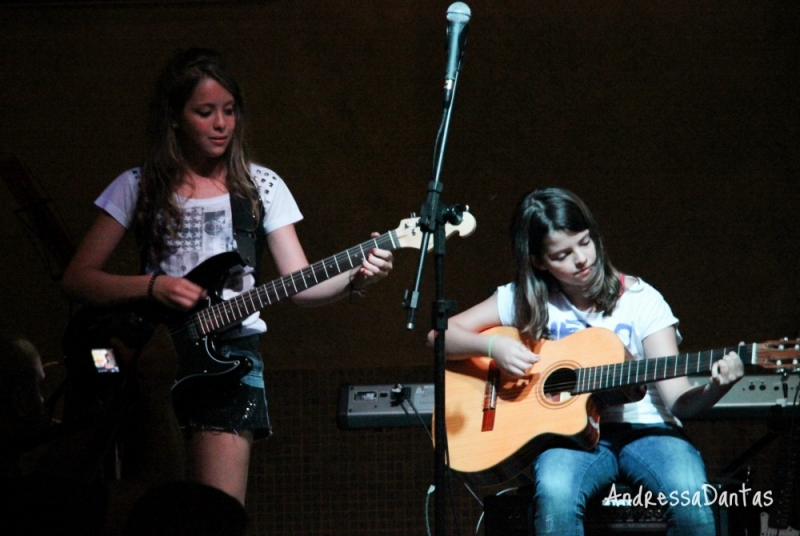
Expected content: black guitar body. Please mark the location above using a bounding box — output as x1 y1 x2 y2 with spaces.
63 251 256 413
166 251 256 397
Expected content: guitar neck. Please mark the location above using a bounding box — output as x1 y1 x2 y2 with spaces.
573 345 755 394
194 231 399 335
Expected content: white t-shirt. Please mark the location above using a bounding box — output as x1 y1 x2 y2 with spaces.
95 164 303 336
496 278 682 425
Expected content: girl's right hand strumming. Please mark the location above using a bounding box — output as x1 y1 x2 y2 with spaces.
150 275 208 311
490 336 539 378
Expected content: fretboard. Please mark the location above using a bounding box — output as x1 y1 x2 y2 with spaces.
193 231 399 336
573 345 755 394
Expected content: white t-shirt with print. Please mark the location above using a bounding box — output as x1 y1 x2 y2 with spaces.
496 278 682 425
95 164 303 336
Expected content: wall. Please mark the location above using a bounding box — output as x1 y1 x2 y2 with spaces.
1 1 798 534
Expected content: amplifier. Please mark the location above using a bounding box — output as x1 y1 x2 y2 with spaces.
687 373 800 420
337 383 434 430
337 374 800 429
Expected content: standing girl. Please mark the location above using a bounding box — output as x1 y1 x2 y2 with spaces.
62 48 393 504
435 187 742 535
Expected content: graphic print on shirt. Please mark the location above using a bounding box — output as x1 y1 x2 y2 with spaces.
167 208 234 252
550 320 637 358
164 206 236 275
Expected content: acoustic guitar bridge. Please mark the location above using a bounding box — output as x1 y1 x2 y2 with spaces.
482 360 500 432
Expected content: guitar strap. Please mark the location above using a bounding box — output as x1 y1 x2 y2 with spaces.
230 191 267 283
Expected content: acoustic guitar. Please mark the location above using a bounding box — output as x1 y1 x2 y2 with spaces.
442 326 800 486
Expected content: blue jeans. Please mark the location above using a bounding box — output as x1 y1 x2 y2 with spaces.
532 424 716 536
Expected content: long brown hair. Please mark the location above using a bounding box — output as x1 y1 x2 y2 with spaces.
509 188 621 339
135 48 259 260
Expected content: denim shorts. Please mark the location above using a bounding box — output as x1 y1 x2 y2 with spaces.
173 334 272 439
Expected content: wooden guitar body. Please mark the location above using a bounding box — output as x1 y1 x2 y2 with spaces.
443 327 634 486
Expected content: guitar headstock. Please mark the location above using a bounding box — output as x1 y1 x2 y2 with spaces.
754 338 800 371
394 211 477 251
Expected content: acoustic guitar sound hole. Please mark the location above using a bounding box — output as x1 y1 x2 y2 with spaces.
542 368 577 403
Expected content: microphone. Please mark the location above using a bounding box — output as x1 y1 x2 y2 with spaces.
444 2 471 106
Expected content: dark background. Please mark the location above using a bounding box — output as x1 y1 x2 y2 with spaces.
1 1 799 534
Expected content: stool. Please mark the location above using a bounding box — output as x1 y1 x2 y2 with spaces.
584 483 667 535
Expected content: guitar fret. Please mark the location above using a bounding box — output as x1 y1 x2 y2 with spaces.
263 284 272 305
333 255 341 272
240 295 251 317
198 312 209 335
203 309 215 331
280 277 288 298
208 311 220 330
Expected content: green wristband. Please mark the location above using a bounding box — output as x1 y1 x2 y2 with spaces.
487 334 500 358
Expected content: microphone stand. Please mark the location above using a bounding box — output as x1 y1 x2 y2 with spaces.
404 69 466 536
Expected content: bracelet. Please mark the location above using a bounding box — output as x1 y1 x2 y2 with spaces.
147 273 161 300
487 334 500 358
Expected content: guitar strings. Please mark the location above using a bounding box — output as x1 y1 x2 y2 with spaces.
539 347 747 394
193 232 397 336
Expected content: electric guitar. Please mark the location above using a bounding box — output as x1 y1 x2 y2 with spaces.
441 326 800 486
66 214 476 400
